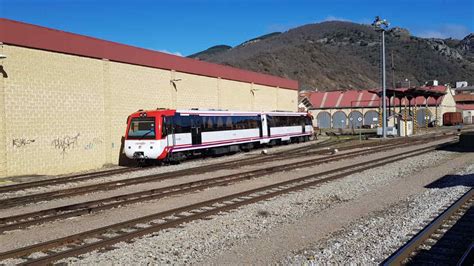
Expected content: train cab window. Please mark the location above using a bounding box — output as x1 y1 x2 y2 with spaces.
127 117 156 139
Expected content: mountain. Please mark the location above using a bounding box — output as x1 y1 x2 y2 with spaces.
188 45 232 59
188 21 474 91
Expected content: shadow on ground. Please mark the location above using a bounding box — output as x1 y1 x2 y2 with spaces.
425 173 474 189
436 142 474 153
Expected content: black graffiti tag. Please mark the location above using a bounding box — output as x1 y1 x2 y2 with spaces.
12 138 35 148
51 133 80 156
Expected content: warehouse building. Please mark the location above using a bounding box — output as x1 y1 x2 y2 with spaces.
300 85 456 129
0 18 298 178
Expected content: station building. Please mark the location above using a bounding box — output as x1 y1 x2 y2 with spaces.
300 85 456 130
0 19 298 178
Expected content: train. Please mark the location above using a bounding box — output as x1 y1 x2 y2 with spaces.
124 109 314 163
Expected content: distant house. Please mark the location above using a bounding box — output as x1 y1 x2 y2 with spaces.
300 86 456 129
454 84 474 124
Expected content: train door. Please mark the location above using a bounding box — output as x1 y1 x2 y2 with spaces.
163 116 175 147
267 115 272 137
191 115 202 145
258 115 263 138
301 116 306 133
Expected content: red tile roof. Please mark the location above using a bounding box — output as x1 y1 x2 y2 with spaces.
307 86 447 109
0 18 298 90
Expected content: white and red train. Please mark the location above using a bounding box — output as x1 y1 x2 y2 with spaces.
124 109 314 163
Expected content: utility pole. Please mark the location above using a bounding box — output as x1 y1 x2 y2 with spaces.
372 16 390 139
391 52 396 89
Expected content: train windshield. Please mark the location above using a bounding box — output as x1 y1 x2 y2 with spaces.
127 117 156 139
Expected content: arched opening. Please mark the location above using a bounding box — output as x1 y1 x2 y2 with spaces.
364 110 379 126
348 111 363 128
332 111 347 129
416 108 432 127
316 112 331 128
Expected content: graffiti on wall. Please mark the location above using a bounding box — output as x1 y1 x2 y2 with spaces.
12 138 35 148
51 133 80 156
84 137 103 150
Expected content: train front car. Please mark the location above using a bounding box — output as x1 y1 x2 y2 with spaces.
124 109 175 163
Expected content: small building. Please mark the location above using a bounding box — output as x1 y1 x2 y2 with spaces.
453 83 474 124
301 85 456 130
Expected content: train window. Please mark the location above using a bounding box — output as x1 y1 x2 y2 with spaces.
305 117 313 126
267 116 275 127
225 116 233 130
268 115 306 127
127 117 156 139
232 116 243 129
216 116 224 130
248 117 258 128
172 114 191 134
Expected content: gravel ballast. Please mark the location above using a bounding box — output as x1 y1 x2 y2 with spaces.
47 148 474 265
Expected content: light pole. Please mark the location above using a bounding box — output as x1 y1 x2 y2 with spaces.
372 16 389 139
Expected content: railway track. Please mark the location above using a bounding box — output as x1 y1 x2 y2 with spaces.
0 140 454 265
0 125 465 195
0 135 452 211
383 188 474 265
0 129 453 194
0 137 438 232
0 138 346 194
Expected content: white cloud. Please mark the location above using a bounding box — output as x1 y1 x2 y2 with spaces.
266 23 298 32
321 16 372 25
417 24 471 39
322 15 352 22
158 50 183 57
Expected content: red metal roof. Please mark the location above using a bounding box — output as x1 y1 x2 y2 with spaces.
308 86 447 109
456 104 474 110
0 18 298 90
454 94 474 102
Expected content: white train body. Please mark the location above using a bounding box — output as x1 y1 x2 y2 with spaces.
124 109 313 161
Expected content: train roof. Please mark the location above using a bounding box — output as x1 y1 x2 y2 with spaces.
131 109 309 116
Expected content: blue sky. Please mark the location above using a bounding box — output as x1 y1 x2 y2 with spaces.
1 0 472 56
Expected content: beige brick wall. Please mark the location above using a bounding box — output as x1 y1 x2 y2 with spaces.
3 45 106 176
0 45 297 177
253 84 278 111
277 87 298 111
107 61 173 165
219 79 253 111
0 44 5 177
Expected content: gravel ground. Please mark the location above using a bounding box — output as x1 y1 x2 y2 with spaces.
44 147 471 265
0 138 330 199
0 139 443 254
285 165 473 264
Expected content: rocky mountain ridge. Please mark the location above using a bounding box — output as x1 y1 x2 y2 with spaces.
189 21 474 91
